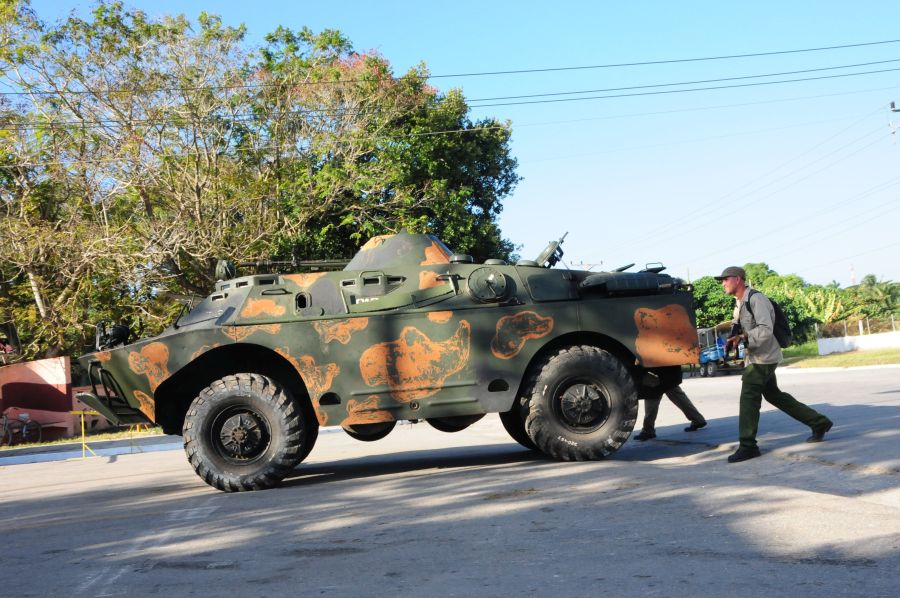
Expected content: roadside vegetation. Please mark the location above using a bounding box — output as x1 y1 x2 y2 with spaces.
783 346 900 368
1 2 520 360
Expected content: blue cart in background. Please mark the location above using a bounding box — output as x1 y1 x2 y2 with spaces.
697 325 744 377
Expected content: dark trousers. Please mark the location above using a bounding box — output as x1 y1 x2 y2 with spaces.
641 385 705 433
738 363 831 448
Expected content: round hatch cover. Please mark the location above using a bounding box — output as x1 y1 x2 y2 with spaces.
467 267 509 302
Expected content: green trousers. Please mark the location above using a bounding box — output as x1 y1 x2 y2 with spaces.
739 363 831 448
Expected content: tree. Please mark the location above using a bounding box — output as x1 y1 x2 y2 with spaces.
692 276 734 329
0 2 520 359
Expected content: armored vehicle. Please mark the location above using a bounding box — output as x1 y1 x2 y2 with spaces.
77 232 699 492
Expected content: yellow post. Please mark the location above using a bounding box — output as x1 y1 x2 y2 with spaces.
70 410 99 458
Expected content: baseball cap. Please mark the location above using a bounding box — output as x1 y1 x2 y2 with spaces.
714 266 746 281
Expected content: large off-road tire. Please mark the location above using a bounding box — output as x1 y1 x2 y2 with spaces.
426 414 485 433
342 421 396 442
524 346 637 461
499 402 537 451
183 373 317 492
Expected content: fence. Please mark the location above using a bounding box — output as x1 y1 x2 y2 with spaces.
815 315 900 355
816 316 897 338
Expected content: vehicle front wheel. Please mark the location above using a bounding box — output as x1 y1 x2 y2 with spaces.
524 346 637 461
183 373 317 492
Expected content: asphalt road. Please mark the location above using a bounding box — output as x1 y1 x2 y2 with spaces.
1 366 899 597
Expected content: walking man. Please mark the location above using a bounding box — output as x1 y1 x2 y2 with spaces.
634 366 707 441
717 266 833 462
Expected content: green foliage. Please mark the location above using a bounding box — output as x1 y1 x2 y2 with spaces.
0 3 520 359
692 276 734 329
691 261 899 344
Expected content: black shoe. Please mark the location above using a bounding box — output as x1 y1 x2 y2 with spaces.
684 421 707 432
727 446 761 463
806 420 833 443
633 431 656 441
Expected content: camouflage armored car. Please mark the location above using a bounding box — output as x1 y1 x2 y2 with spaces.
77 232 699 492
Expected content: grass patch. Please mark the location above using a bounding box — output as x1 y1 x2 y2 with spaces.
784 347 900 368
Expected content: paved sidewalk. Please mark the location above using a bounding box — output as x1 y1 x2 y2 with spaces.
0 434 183 465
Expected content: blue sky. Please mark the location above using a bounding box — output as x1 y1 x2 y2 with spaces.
31 1 900 287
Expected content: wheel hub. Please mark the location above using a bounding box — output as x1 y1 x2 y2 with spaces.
216 410 269 462
558 381 610 430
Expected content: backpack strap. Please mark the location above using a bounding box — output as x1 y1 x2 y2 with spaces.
742 288 757 320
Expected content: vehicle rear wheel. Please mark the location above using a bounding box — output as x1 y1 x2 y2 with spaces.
342 421 396 442
707 362 718 377
426 414 485 433
22 420 41 444
183 373 317 492
524 346 637 461
499 402 537 450
699 363 708 377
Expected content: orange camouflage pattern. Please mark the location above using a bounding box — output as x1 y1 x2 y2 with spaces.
359 320 471 402
127 342 171 391
491 311 554 359
240 298 286 318
275 348 340 425
312 318 369 345
95 351 112 362
223 323 282 343
283 272 328 288
427 311 453 323
133 389 156 420
341 396 396 426
418 270 444 290
420 240 452 265
633 304 701 366
358 234 391 252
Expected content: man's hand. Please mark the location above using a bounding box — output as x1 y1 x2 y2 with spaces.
726 335 742 351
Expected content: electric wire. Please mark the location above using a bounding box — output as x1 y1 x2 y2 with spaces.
3 37 899 97
3 63 899 133
469 66 900 107
432 38 900 78
469 58 900 102
611 107 887 252
664 128 892 264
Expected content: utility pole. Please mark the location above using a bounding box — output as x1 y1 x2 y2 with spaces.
891 101 900 138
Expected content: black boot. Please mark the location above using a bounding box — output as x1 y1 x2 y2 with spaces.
806 420 833 443
727 445 761 463
633 430 656 441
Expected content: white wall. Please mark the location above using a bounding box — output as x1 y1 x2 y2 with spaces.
817 331 900 355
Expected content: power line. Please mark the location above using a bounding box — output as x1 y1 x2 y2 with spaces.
470 58 900 103
469 66 900 107
432 39 900 78
512 84 900 130
611 107 888 252
681 130 893 265
3 38 899 97
4 63 899 133
805 238 900 273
